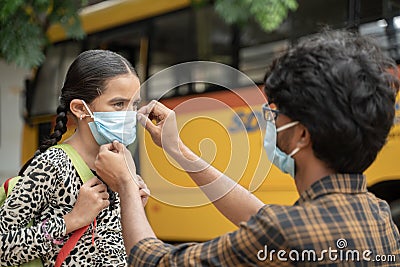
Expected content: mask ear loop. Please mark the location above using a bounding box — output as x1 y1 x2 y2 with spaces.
276 121 301 157
288 147 300 157
276 121 299 133
81 100 95 119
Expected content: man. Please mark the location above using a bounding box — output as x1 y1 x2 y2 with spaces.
95 30 400 266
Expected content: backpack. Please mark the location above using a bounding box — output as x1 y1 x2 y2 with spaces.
0 143 94 267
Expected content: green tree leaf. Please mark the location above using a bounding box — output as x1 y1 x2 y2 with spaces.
214 0 298 32
0 0 86 68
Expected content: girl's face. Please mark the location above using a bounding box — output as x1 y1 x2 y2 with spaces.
90 73 141 112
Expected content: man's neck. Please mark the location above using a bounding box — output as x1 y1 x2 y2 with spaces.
294 156 335 195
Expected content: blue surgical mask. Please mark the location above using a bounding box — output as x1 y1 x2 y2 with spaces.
264 120 300 178
81 100 137 146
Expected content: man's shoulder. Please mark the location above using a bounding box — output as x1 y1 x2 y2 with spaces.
259 204 307 218
252 197 399 253
253 202 343 242
257 204 309 228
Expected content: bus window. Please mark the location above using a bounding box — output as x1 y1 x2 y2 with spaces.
292 0 348 37
359 20 390 51
360 0 383 23
239 17 291 83
84 21 149 81
148 6 236 99
240 39 289 83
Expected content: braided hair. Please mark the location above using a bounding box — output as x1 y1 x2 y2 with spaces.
19 50 137 175
38 105 68 153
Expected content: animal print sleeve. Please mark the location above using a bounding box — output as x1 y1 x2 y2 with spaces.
0 154 66 266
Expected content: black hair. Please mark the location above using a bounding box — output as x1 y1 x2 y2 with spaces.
264 30 399 173
19 50 137 175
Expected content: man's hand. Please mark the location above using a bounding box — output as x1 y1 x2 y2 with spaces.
138 100 208 173
95 143 156 251
137 175 150 207
137 100 181 154
95 141 138 193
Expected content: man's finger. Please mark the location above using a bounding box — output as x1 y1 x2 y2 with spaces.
135 175 150 195
151 101 173 121
137 100 155 116
138 100 171 122
140 187 151 196
136 174 143 182
137 113 158 136
137 100 158 120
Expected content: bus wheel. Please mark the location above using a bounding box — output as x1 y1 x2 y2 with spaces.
389 199 400 230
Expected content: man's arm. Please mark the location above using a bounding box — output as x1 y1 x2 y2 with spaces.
94 142 285 267
95 142 156 252
137 100 264 226
128 205 286 267
117 178 155 252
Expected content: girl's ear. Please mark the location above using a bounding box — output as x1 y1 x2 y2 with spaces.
70 99 90 120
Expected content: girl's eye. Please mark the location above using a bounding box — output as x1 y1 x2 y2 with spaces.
114 102 124 108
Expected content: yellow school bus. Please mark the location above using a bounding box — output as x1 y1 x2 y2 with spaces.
139 86 400 241
20 0 400 241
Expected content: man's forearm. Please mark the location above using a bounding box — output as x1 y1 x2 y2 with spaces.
118 179 156 252
167 140 264 226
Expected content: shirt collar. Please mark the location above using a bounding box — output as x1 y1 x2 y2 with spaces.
295 173 367 205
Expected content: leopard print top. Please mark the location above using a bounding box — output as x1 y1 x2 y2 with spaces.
0 147 127 266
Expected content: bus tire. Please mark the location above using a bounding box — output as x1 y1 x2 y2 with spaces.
389 199 400 230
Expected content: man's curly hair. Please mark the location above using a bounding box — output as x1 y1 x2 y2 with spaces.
264 30 399 173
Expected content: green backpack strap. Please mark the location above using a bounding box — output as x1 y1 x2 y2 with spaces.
1 176 20 197
1 144 92 204
0 144 94 267
0 185 5 205
51 144 94 182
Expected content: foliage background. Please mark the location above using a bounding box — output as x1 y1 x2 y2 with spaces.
0 0 86 68
214 0 297 31
0 0 297 68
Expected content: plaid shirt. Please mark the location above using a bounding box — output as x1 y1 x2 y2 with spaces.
129 174 400 266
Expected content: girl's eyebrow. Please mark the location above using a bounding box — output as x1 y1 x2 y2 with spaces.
108 97 131 103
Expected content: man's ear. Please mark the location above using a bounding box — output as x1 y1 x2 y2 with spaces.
70 99 89 120
296 124 311 149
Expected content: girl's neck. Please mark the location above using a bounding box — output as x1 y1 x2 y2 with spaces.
63 130 99 170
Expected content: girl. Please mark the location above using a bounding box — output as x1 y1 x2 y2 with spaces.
0 50 146 266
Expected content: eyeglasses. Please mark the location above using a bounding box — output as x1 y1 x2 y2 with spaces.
262 103 280 121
